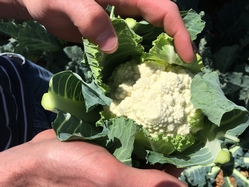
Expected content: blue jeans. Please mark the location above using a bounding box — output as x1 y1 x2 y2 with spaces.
0 53 55 138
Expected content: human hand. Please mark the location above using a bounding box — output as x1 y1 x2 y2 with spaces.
0 129 186 187
21 0 194 62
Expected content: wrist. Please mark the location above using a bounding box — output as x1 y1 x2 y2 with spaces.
0 0 32 20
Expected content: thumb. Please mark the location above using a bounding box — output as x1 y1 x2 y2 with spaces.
124 168 187 187
63 0 118 54
31 129 56 142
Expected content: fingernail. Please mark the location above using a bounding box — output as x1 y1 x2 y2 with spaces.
96 30 118 54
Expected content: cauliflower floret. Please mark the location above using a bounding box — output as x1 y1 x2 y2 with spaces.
107 60 197 139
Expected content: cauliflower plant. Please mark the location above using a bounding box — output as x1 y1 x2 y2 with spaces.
40 12 249 168
104 60 204 154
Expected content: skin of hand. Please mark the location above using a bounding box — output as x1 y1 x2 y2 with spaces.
0 129 187 187
1 0 194 62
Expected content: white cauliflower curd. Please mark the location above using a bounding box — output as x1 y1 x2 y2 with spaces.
105 60 200 139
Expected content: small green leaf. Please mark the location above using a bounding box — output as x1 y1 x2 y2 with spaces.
41 70 111 122
146 138 222 167
100 117 141 166
142 33 203 72
183 10 206 41
52 111 107 141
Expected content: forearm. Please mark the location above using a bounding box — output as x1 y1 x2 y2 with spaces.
0 0 31 20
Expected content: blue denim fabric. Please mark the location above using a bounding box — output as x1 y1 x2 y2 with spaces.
23 60 56 137
0 53 55 138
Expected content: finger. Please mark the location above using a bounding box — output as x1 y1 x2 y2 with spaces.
123 167 187 187
99 0 195 62
24 0 86 43
139 162 184 178
145 169 187 187
31 129 56 142
158 2 194 63
59 0 118 54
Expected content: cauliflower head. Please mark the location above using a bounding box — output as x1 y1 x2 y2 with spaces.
104 60 205 155
107 60 202 133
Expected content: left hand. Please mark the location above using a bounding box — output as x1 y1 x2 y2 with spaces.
0 129 187 187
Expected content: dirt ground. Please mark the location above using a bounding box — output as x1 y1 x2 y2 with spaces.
213 169 249 187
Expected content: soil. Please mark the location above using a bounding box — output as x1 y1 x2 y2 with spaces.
213 169 249 187
240 170 249 178
214 170 225 187
213 169 237 187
